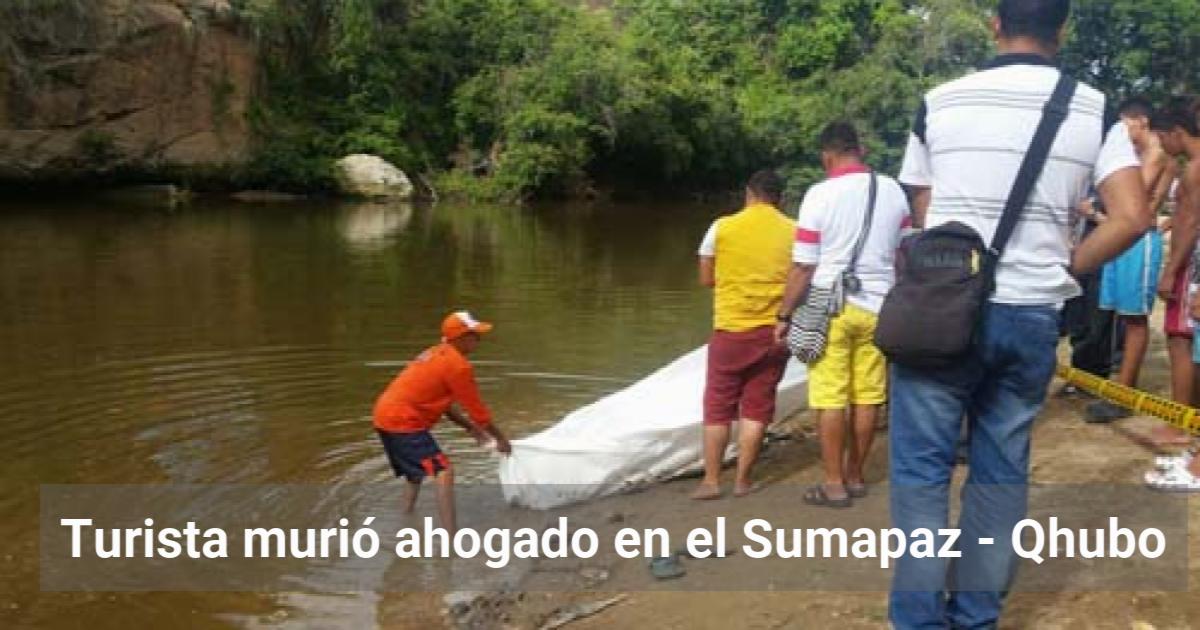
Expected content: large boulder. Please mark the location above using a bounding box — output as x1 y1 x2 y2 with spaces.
0 0 255 179
333 154 415 199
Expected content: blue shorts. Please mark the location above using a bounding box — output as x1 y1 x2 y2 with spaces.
376 430 449 483
1099 230 1162 316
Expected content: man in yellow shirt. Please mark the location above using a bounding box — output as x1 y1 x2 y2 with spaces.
693 170 794 499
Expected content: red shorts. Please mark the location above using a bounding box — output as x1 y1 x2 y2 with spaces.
1164 264 1194 338
704 326 789 425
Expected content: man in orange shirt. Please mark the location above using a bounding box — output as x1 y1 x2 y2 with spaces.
374 311 511 531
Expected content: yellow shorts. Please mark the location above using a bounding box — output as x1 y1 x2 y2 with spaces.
808 303 887 409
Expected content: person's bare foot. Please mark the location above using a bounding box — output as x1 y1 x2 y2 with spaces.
691 482 722 500
1150 425 1192 447
733 481 763 497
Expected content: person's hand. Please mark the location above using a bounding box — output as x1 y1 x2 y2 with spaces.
773 320 790 346
493 435 512 455
1158 272 1176 301
1076 198 1095 218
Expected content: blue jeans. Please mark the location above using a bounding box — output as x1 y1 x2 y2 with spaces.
888 303 1059 629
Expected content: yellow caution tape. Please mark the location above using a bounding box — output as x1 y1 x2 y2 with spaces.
1056 364 1200 435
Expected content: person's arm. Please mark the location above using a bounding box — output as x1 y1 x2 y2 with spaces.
1072 167 1151 276
446 365 510 454
898 100 933 228
699 256 715 287
774 188 823 343
1146 155 1177 214
774 263 817 343
1158 175 1199 300
1076 197 1107 223
444 406 487 444
479 422 511 455
697 221 717 287
907 185 931 229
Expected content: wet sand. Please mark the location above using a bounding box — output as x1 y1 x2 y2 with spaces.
392 325 1199 629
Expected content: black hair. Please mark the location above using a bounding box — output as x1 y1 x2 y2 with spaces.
818 121 861 155
1150 96 1200 137
1117 96 1153 120
746 169 784 206
997 0 1071 46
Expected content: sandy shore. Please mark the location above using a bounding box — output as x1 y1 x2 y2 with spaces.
389 329 1199 630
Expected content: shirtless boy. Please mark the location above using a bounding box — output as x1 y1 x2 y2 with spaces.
1087 98 1178 422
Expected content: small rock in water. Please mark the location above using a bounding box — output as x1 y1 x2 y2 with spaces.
230 190 307 203
334 154 414 199
443 590 484 617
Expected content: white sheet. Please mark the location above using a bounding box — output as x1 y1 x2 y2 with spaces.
498 346 807 509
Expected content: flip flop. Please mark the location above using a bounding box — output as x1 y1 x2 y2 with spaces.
648 553 686 580
802 485 851 509
846 482 868 499
1084 400 1131 424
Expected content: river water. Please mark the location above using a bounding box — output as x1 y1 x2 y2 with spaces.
0 196 724 627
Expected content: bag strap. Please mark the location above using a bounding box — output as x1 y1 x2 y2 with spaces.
846 172 879 277
986 72 1078 278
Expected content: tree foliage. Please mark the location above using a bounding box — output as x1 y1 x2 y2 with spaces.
241 0 1198 200
1061 0 1200 103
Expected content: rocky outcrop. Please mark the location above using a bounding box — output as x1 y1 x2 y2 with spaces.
333 154 415 199
0 0 255 180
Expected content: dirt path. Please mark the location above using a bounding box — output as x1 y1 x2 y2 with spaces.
394 330 1198 630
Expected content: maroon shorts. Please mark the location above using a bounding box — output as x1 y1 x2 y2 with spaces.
1164 264 1194 338
704 326 789 425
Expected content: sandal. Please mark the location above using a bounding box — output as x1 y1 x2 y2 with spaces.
802 485 852 508
846 482 868 499
648 553 686 580
1144 466 1200 492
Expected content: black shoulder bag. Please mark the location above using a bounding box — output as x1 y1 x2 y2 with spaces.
874 73 1078 370
788 172 878 363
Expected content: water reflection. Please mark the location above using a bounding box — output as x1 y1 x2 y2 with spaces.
0 196 728 627
338 202 414 251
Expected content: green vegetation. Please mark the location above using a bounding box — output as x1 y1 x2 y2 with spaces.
76 129 121 168
237 0 1199 200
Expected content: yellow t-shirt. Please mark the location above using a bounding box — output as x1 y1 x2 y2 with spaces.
701 203 795 332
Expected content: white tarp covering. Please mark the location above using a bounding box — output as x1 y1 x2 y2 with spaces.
498 345 807 509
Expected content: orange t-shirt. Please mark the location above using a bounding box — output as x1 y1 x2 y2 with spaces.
373 343 493 433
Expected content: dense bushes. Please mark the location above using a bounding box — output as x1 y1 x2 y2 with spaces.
240 0 1199 200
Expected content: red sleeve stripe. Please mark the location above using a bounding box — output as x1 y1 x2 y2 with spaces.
795 228 821 244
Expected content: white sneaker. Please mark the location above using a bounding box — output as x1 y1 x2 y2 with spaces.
1144 466 1200 492
1154 452 1193 471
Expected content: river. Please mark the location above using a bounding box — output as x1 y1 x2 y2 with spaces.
0 196 725 627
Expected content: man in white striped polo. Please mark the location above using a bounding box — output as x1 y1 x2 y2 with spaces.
887 1 1151 626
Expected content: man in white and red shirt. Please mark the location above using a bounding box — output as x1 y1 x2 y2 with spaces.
775 122 911 508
